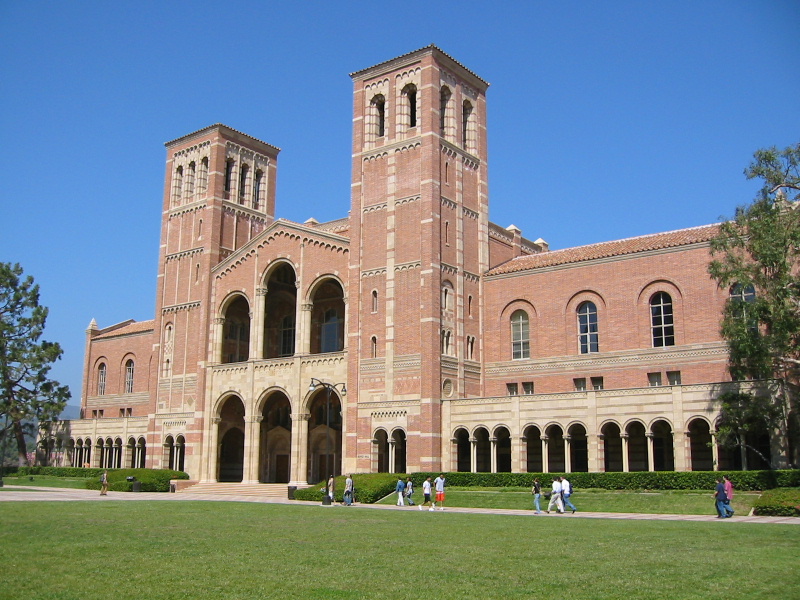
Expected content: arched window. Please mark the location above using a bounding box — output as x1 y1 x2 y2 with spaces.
462 99 476 152
197 157 209 194
577 301 599 354
186 161 196 199
441 283 454 312
172 166 183 205
371 336 378 358
650 292 675 347
124 359 134 394
371 290 378 313
440 329 453 356
224 159 235 198
402 83 417 128
253 170 264 210
238 164 250 204
371 94 386 139
97 363 107 395
511 310 530 359
440 86 452 138
321 308 341 353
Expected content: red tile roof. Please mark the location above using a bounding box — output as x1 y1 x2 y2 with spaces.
487 224 720 276
94 320 155 339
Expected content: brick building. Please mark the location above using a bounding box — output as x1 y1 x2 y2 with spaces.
54 46 784 484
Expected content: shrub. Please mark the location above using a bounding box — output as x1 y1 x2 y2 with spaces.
293 473 401 503
83 469 189 492
752 488 800 517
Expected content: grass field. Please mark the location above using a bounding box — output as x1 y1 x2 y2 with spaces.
1 500 797 600
379 487 760 515
0 475 90 489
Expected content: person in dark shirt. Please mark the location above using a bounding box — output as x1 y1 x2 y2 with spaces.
714 478 730 518
531 478 542 514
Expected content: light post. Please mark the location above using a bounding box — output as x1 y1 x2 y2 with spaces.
308 378 346 505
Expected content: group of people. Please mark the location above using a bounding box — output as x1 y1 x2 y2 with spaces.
397 475 447 511
531 476 577 514
714 475 735 518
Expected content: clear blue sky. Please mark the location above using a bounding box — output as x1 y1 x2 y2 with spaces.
1 1 798 409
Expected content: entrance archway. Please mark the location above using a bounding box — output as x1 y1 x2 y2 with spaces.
651 420 674 471
688 419 713 471
259 392 292 483
307 389 342 483
546 425 565 473
374 429 389 473
474 427 490 472
454 428 470 472
601 422 623 472
495 426 511 472
524 425 542 472
568 423 588 472
392 429 407 473
218 395 245 482
626 421 647 472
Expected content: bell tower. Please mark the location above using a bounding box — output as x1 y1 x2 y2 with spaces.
346 47 490 473
150 125 279 474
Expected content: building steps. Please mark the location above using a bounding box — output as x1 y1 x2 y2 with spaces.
176 482 302 499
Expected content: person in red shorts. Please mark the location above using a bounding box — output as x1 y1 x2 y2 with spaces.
433 474 446 511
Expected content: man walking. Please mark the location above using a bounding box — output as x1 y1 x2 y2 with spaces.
396 477 406 506
714 478 730 518
420 476 434 511
433 473 446 511
405 477 415 505
343 474 354 506
531 478 542 514
722 475 735 517
560 476 577 513
546 476 564 513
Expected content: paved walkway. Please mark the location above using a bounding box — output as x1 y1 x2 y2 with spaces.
1 485 798 525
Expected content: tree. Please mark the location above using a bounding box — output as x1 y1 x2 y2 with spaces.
708 142 800 468
0 263 70 469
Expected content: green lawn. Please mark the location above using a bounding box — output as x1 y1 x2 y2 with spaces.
381 487 759 515
0 501 797 599
0 475 90 489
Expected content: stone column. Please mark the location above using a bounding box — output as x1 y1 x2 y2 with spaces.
207 417 221 482
252 287 267 360
389 439 396 473
519 436 527 473
243 416 262 483
541 436 549 473
211 318 225 363
646 432 655 472
299 303 313 355
676 430 690 471
711 431 719 471
564 435 572 473
490 437 497 473
596 434 605 472
470 438 477 473
621 433 630 472
290 413 310 486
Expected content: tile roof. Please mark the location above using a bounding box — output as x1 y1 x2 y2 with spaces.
487 224 720 276
94 320 155 340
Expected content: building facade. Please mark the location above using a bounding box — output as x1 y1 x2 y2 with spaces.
54 46 785 484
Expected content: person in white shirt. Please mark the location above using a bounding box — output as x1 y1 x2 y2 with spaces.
546 477 564 513
343 474 354 506
560 476 577 513
433 474 446 511
420 476 434 511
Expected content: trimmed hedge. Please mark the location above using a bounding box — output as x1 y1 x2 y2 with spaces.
752 488 800 517
84 468 189 492
17 466 105 478
293 470 800 503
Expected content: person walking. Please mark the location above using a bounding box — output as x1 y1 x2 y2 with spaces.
396 477 406 506
100 470 109 496
714 478 730 518
420 476 434 511
433 474 446 510
560 476 577 513
405 477 415 505
343 474 354 506
327 475 335 504
722 475 735 517
546 477 564 513
531 478 542 514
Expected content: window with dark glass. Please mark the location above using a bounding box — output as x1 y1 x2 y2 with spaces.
510 310 530 359
577 301 599 354
650 292 675 347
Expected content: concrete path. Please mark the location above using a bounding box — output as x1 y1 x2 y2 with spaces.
1 485 798 525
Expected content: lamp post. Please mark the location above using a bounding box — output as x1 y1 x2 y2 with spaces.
308 378 346 505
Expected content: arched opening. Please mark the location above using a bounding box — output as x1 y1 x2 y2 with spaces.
524 425 543 472
374 429 389 473
546 425 565 473
175 435 186 472
688 419 713 471
454 428 470 472
67 439 77 467
310 280 345 354
392 429 407 473
263 264 297 358
601 422 623 472
495 427 511 472
474 427 490 472
164 436 175 470
221 296 250 363
626 422 648 472
260 392 292 483
218 395 246 482
651 420 674 471
307 389 342 483
568 424 589 472
135 436 146 469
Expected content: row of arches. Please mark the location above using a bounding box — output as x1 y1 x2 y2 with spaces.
214 387 343 484
216 264 345 365
67 436 149 469
448 418 771 474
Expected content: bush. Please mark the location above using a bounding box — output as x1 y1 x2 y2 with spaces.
292 470 800 503
18 466 104 478
752 488 800 517
83 468 189 492
293 473 401 503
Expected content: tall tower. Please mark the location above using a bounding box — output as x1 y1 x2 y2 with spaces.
150 124 279 475
347 47 490 473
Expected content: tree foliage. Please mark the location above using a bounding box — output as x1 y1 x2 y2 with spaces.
708 143 800 466
0 263 70 467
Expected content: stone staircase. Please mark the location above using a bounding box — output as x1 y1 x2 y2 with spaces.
176 482 300 499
